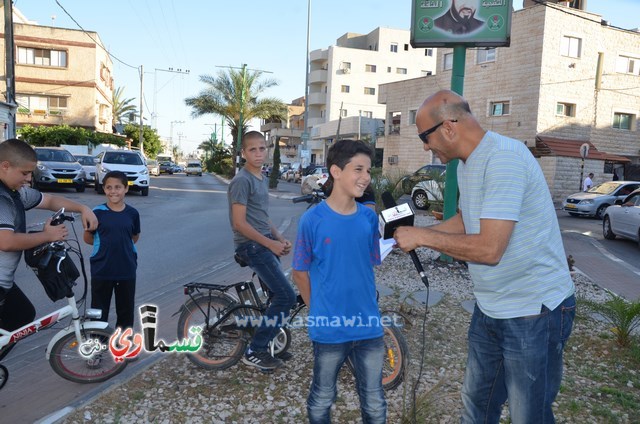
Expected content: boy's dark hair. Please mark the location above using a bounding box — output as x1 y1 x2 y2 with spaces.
103 170 128 187
241 131 266 149
0 139 37 165
326 139 373 176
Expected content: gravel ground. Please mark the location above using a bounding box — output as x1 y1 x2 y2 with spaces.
61 215 637 424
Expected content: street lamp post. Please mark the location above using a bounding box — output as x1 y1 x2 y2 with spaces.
302 0 311 168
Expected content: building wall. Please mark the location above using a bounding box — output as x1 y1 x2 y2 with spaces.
0 15 113 133
378 4 640 201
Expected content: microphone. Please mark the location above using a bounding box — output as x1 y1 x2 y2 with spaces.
381 192 429 288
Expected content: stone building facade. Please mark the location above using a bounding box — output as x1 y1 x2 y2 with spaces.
378 3 640 201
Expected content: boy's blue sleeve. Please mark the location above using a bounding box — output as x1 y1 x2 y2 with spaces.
292 213 312 271
370 211 381 266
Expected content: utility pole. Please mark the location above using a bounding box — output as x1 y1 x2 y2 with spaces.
139 65 144 155
301 0 311 167
4 0 16 138
170 120 185 151
153 67 190 129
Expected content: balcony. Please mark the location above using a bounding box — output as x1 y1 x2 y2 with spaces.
308 92 326 106
310 49 328 62
309 69 328 84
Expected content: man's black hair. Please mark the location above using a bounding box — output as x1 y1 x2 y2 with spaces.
241 131 266 149
326 139 373 178
0 138 37 165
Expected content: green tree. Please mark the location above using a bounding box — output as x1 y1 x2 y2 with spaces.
112 87 138 127
19 124 126 148
122 124 161 158
269 138 281 189
184 67 287 170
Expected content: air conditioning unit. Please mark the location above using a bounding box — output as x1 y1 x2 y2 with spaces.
343 67 350 74
387 155 398 165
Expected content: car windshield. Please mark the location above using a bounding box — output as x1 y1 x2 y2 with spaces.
187 163 200 167
588 182 621 195
75 156 94 166
37 149 76 163
103 152 143 165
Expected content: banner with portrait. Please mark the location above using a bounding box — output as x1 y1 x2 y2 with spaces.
411 0 512 47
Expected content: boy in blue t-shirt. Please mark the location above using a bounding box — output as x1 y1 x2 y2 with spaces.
292 139 386 424
84 171 140 330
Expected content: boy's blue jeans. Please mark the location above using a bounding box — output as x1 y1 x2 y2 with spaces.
461 295 576 424
235 239 296 352
308 336 386 424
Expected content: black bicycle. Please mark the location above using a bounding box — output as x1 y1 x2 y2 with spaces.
176 258 408 390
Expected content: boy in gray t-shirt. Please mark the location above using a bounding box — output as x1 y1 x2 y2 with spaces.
227 131 296 371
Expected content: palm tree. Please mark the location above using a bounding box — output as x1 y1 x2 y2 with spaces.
185 67 287 170
112 87 138 128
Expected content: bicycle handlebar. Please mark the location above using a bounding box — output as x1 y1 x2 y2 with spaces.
292 190 326 205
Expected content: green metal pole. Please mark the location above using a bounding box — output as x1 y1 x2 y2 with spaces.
441 45 466 263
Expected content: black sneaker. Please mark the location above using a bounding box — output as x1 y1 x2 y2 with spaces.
275 351 293 361
242 350 284 370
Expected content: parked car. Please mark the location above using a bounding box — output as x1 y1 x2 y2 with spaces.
602 188 640 247
33 147 86 192
563 181 640 219
283 164 302 183
95 150 150 196
300 167 329 194
185 161 203 176
411 179 444 210
172 164 184 174
146 159 160 176
159 161 174 174
73 154 97 187
399 164 446 195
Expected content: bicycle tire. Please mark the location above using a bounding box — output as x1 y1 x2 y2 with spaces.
49 328 127 384
345 324 409 391
271 327 291 357
177 294 248 370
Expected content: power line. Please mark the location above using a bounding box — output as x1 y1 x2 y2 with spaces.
54 0 137 70
530 0 639 33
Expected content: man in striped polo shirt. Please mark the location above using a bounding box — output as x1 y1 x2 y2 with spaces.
394 90 575 424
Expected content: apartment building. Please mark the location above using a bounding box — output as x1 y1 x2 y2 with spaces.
0 7 114 137
260 97 305 166
379 2 640 201
306 27 437 164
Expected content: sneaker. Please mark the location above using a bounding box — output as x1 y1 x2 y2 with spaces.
275 351 293 361
242 350 283 370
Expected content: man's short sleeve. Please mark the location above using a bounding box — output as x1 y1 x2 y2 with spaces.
228 175 250 206
19 186 43 211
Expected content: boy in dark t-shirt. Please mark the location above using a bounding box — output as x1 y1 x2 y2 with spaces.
84 171 140 329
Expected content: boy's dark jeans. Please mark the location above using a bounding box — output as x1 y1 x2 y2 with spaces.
0 284 36 331
235 240 296 352
90 278 136 329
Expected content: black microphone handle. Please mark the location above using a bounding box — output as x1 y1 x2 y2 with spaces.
381 192 429 289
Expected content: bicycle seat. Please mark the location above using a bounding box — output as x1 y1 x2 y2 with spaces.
234 253 248 268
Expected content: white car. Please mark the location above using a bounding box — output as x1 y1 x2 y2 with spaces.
95 150 150 196
73 154 97 186
603 189 640 247
146 159 160 176
410 179 443 210
185 161 203 176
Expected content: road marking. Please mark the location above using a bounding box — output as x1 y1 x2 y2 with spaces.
149 186 227 194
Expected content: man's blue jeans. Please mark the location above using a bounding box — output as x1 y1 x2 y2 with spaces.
308 336 386 424
235 240 296 352
461 295 576 424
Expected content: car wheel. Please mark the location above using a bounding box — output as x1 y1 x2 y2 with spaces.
141 187 149 196
595 204 609 220
75 184 85 193
96 183 104 194
199 173 202 177
568 212 580 217
412 190 430 210
602 216 616 240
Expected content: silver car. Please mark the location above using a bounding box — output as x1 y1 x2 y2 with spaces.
73 154 97 187
562 181 640 219
33 147 86 192
603 189 640 247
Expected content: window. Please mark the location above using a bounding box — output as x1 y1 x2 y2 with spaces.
341 85 350 93
490 101 510 116
425 48 433 57
364 87 376 95
390 43 398 53
556 102 576 117
613 112 633 130
342 62 351 72
404 44 409 51
365 64 377 73
16 94 68 113
362 111 373 118
388 112 401 134
396 67 408 74
560 36 581 58
17 47 67 67
443 53 453 70
340 109 347 117
616 55 640 75
477 48 496 64
387 67 392 73
409 109 417 125
421 70 433 77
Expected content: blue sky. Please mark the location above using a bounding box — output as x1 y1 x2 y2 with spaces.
13 0 640 155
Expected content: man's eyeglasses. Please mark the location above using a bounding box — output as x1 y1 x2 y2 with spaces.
418 119 457 144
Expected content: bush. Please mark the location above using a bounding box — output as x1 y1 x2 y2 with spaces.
581 295 640 347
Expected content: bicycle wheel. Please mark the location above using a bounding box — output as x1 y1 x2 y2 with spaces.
345 324 409 391
271 327 291 356
177 294 248 370
49 328 127 384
